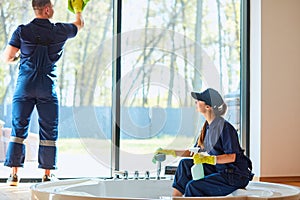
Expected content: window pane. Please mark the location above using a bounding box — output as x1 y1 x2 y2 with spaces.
120 0 241 178
0 0 113 178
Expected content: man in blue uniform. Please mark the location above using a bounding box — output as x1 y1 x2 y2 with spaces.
154 88 254 196
2 0 85 186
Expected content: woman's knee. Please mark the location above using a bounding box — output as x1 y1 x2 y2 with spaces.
185 180 204 197
178 158 193 168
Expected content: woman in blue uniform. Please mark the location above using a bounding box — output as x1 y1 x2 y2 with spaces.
155 88 253 197
2 0 85 186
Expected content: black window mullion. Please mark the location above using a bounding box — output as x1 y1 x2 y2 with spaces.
240 0 251 157
111 0 122 176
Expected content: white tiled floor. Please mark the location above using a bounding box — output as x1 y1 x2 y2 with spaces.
0 154 110 179
0 183 31 200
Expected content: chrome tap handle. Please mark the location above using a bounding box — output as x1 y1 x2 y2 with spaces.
114 170 128 180
145 171 150 180
134 170 139 179
124 170 128 179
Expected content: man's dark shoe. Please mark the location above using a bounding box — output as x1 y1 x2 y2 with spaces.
42 174 58 182
7 174 19 186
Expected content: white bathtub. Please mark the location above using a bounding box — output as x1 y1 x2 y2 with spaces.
30 178 300 200
31 179 173 200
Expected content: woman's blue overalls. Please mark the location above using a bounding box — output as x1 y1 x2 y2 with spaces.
4 26 58 170
172 117 254 197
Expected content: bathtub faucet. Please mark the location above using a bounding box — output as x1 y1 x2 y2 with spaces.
154 153 166 180
114 170 128 180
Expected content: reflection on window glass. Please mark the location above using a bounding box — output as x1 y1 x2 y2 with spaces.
0 1 113 178
120 0 241 177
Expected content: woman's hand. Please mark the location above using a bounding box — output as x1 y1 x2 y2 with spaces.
193 153 217 165
193 153 236 165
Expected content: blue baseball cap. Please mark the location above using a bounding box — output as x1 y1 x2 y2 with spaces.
191 88 224 109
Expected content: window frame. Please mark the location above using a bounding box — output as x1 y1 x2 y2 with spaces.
0 0 250 181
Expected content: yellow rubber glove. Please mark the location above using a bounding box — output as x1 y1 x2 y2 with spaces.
155 148 176 157
193 153 217 165
152 148 176 164
68 0 84 13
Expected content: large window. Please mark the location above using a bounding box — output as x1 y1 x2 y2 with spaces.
0 0 247 179
119 0 244 177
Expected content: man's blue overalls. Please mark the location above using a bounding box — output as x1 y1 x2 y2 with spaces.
4 26 58 170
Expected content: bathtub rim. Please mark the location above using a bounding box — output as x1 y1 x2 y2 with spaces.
30 178 174 199
30 179 300 200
